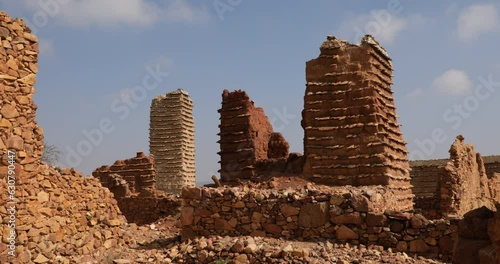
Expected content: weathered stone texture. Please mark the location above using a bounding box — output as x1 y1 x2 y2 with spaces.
218 90 274 181
410 160 445 219
150 89 195 195
0 12 131 263
483 156 500 179
439 136 494 217
0 11 43 169
93 151 156 195
490 173 500 202
93 151 180 224
301 35 412 211
452 206 496 264
181 186 458 261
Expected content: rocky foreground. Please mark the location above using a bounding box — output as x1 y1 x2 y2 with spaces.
99 217 444 264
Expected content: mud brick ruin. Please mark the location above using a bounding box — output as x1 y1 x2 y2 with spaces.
301 35 413 211
93 151 156 196
150 89 196 194
2 10 500 261
218 89 296 181
93 152 180 224
180 35 500 262
410 136 500 219
438 136 494 217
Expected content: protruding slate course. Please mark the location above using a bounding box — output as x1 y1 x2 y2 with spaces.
217 89 274 181
150 89 196 195
301 35 413 211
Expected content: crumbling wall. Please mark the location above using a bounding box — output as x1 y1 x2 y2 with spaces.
218 90 274 181
93 152 180 225
490 173 500 202
181 186 458 261
484 156 500 179
150 89 195 195
439 136 494 217
301 35 412 211
0 12 43 173
93 151 155 195
410 160 447 219
267 132 289 159
0 12 129 263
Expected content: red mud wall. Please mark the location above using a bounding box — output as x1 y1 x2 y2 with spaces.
301 35 412 211
93 151 155 195
93 152 180 224
218 90 275 181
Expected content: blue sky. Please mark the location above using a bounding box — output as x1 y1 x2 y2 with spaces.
2 0 499 185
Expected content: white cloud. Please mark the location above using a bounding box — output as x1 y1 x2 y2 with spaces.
22 0 210 28
337 11 425 45
38 38 55 56
407 88 424 98
432 69 473 96
457 4 499 41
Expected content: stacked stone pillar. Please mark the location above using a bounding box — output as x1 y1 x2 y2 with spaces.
150 89 195 194
301 35 413 211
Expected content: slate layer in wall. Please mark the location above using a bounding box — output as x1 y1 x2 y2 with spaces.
301 35 412 211
150 89 196 195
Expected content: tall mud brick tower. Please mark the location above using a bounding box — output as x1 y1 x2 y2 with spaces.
302 35 413 211
150 89 195 195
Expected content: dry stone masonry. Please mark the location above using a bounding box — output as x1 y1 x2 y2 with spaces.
451 206 498 263
0 12 132 263
410 159 446 219
0 11 43 171
439 136 494 217
181 186 458 262
483 155 500 179
150 89 195 195
93 151 156 195
301 35 413 211
92 151 180 224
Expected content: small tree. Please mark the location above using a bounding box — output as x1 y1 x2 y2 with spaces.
41 142 62 165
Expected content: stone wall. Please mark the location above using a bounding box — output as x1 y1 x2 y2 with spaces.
0 12 130 263
92 151 180 225
484 156 500 179
410 160 447 219
490 173 500 202
218 90 276 181
93 151 155 195
301 35 412 212
452 206 498 264
181 186 458 261
0 12 43 172
254 153 305 177
410 151 500 217
150 89 195 195
439 136 494 217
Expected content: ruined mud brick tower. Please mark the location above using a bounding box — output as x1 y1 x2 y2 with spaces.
150 89 195 194
218 90 274 181
301 35 413 211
